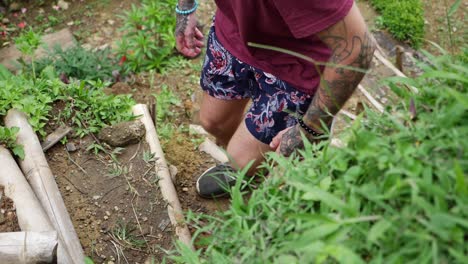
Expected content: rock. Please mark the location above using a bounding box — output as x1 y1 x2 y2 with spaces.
103 215 109 220
9 2 21 12
66 142 77 152
97 120 145 147
107 19 115 26
57 0 69 10
182 187 189 192
105 211 111 216
65 186 72 191
93 195 101 200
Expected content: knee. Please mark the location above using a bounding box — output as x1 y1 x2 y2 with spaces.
199 112 222 135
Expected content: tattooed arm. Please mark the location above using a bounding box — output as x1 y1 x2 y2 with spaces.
272 3 376 156
175 0 204 58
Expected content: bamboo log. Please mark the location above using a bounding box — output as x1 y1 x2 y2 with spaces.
0 231 58 264
4 109 84 264
199 138 229 163
0 146 53 232
132 104 193 249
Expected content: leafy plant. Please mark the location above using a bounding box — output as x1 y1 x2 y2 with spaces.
33 45 123 83
0 126 24 159
169 51 468 263
15 28 43 79
369 0 425 47
117 0 181 73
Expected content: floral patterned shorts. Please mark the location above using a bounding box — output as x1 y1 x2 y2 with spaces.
200 26 314 144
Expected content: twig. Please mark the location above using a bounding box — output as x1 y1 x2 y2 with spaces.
66 151 89 176
61 174 87 195
131 197 150 249
101 183 124 199
357 85 385 113
128 141 141 164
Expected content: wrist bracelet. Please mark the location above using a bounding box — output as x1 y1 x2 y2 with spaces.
175 0 198 15
297 118 324 138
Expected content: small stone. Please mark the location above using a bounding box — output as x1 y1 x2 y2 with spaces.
113 206 119 211
66 21 74 26
66 143 77 152
107 19 115 26
44 27 53 33
142 216 148 222
182 187 189 192
103 216 109 220
100 254 106 259
65 186 71 191
105 211 111 216
107 261 115 264
93 195 101 200
57 0 70 10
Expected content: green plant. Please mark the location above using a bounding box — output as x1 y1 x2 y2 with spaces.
34 45 123 83
170 51 468 263
15 28 42 79
117 0 179 72
112 220 146 249
369 0 425 47
0 126 24 159
154 85 181 123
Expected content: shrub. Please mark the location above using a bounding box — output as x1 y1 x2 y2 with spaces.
169 51 468 263
117 0 180 73
33 45 123 83
370 0 425 47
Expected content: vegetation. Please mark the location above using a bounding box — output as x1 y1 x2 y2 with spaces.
370 0 425 47
0 29 135 155
170 50 468 263
33 45 123 83
0 126 24 159
117 0 181 73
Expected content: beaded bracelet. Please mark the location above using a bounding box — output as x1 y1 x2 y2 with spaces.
297 118 324 138
175 0 199 15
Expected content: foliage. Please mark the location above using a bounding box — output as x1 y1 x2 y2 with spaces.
369 0 425 47
170 52 468 263
117 0 180 73
0 69 135 138
0 126 25 159
153 84 181 143
15 28 43 79
33 45 123 83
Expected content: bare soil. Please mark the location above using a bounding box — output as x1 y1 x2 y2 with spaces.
0 185 20 233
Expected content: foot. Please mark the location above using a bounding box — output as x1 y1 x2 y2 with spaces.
196 164 237 198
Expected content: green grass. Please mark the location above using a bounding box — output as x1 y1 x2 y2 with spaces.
169 49 468 263
370 0 425 47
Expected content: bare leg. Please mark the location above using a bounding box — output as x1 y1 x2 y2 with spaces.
226 121 272 175
199 92 250 147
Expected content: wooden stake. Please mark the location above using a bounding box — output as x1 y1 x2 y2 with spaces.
4 109 84 264
395 45 405 73
0 231 58 264
132 104 193 250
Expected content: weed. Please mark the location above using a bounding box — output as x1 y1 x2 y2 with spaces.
0 126 24 159
112 220 146 249
169 51 468 263
108 164 129 178
117 0 179 73
15 28 42 79
33 45 123 83
154 85 181 123
142 150 156 163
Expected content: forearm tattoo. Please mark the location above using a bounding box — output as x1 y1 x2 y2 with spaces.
305 21 376 128
175 0 195 36
280 20 375 156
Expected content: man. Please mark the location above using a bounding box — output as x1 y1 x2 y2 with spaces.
175 0 375 198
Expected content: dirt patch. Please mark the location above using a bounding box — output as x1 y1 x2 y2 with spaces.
47 136 174 263
0 185 20 233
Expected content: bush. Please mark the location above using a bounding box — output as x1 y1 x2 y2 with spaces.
33 45 123 83
169 51 468 263
117 0 179 73
370 0 425 47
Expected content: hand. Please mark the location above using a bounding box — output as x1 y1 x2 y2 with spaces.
175 12 204 58
270 125 305 157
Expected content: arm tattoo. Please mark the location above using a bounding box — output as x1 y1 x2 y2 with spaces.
175 0 195 36
280 125 304 157
280 19 375 155
304 21 376 130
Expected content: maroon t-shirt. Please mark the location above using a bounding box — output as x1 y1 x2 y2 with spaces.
214 0 354 94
